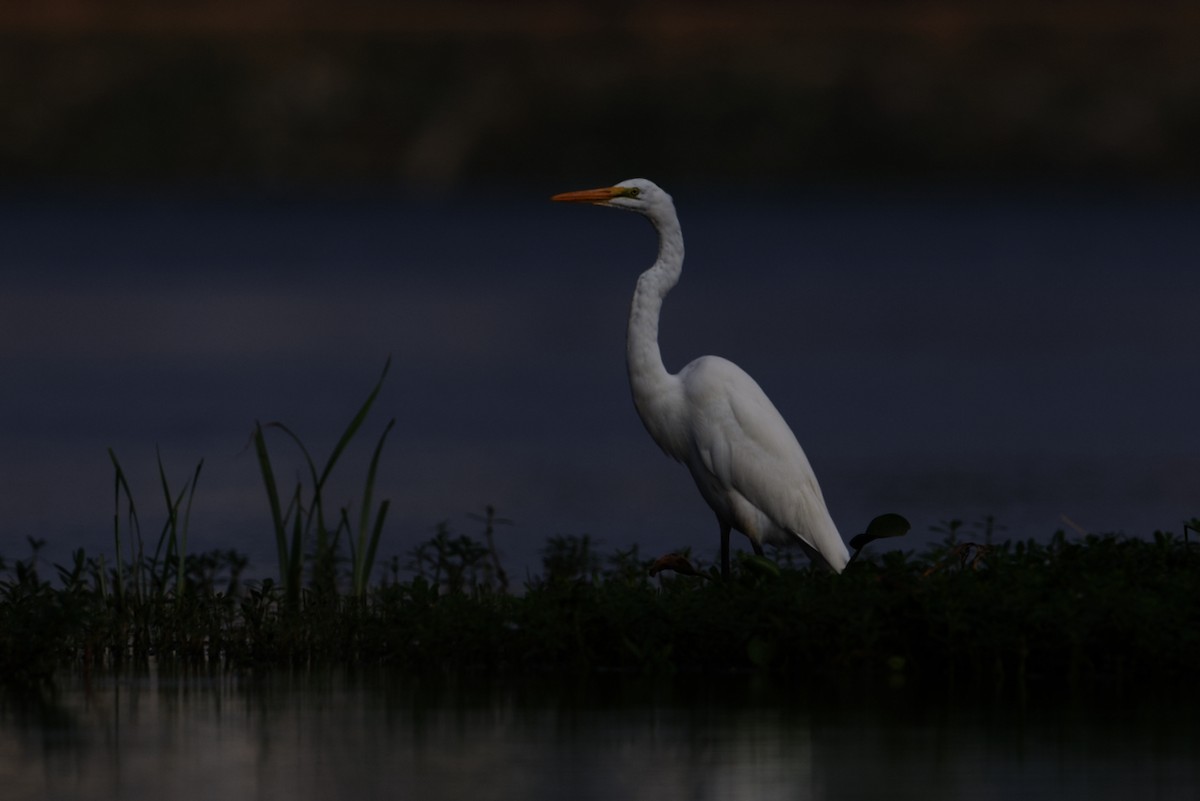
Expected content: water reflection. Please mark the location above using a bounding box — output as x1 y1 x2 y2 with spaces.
2 667 1197 800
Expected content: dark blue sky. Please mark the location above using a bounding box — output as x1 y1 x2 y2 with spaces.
2 184 1197 579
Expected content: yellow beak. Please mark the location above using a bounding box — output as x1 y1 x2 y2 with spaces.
550 186 625 204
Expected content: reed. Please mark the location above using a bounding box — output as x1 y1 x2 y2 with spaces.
252 357 394 607
155 451 204 598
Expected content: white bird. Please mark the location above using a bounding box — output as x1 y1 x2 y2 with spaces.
552 178 851 578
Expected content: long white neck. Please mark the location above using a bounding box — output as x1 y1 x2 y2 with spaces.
626 206 686 454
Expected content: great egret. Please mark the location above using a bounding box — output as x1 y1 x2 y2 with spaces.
553 178 854 578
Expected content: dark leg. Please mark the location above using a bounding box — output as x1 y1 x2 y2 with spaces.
750 538 764 557
720 523 731 580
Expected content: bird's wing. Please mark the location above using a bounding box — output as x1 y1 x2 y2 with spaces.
684 357 846 566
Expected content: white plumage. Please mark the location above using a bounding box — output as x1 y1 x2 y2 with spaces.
553 178 850 577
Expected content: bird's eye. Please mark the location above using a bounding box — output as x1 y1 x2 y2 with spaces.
626 187 641 198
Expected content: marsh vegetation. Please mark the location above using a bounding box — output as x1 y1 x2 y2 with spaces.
4 510 1198 692
2 365 1196 694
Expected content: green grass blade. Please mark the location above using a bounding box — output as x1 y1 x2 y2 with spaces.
95 552 109 601
253 422 291 589
254 357 392 603
361 499 391 597
352 417 395 597
263 421 321 495
287 485 304 608
151 446 177 597
107 448 136 606
262 420 326 542
317 356 391 490
357 417 396 538
177 459 203 596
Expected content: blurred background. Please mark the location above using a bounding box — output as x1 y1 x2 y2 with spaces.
3 1 1198 580
6 1 1200 187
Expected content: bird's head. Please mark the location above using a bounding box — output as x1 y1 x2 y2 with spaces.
552 178 673 218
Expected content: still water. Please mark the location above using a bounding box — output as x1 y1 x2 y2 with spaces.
2 667 1197 800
